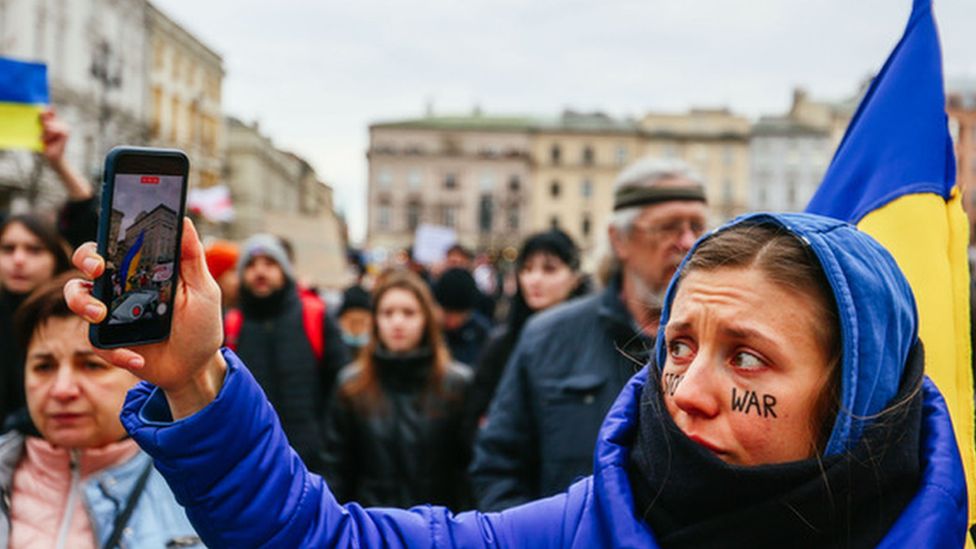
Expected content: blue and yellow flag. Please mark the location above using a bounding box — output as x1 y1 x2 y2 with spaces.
0 57 48 151
807 0 974 528
120 231 145 293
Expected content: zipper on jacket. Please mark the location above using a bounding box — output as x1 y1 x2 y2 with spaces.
54 449 81 549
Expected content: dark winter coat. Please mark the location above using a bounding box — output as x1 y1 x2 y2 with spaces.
232 282 349 474
323 350 472 511
470 276 652 511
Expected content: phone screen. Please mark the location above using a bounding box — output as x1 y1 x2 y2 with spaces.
104 173 183 327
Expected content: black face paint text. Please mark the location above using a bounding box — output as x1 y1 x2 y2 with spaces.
731 387 777 418
664 372 684 396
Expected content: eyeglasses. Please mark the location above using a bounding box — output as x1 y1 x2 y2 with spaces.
631 219 707 240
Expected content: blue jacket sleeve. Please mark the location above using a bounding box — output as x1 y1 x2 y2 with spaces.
469 331 540 511
119 349 575 549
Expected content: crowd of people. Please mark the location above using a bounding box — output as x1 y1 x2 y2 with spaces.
0 109 969 547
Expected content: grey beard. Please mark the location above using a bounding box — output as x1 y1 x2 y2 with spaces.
627 269 666 321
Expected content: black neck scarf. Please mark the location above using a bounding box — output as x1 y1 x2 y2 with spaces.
239 280 293 319
373 346 435 392
628 346 924 549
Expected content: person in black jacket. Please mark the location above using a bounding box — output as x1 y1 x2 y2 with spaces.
470 156 709 511
323 269 473 511
464 229 590 445
226 234 350 474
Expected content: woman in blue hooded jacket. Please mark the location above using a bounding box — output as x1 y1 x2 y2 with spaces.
64 213 968 548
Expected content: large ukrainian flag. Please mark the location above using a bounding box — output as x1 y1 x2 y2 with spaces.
806 0 974 529
0 57 48 151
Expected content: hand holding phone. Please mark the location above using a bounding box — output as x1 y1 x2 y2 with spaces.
65 218 227 418
91 147 189 347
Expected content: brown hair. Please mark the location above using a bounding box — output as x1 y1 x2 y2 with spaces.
14 271 81 352
677 222 842 452
342 269 452 413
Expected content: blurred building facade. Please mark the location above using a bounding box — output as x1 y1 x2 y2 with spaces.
367 115 533 253
224 117 347 287
366 108 752 255
146 3 224 191
749 118 831 212
528 112 641 251
0 0 150 211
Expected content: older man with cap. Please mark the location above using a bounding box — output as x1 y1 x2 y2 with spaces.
224 234 350 475
470 157 708 511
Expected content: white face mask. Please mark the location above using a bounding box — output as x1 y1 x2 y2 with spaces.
341 331 369 348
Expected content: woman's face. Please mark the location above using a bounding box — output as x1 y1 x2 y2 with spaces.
661 267 832 466
25 316 137 448
376 287 426 353
518 252 578 312
0 222 57 294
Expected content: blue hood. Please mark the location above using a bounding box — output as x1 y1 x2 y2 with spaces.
653 212 918 455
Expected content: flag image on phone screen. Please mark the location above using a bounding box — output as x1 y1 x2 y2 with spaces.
106 174 182 325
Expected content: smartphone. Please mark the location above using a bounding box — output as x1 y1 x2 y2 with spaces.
90 147 189 348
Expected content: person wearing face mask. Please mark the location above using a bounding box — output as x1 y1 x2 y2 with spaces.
336 285 372 360
471 156 709 511
61 212 965 547
463 229 590 445
322 270 472 510
0 215 72 428
1 273 201 548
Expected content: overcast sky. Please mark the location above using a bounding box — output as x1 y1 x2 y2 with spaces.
151 0 976 244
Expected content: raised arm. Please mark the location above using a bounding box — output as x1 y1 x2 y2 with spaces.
62 219 573 548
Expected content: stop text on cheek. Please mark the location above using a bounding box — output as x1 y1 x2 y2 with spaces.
663 372 684 396
730 387 778 418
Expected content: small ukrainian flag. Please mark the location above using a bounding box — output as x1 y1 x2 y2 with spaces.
0 56 48 151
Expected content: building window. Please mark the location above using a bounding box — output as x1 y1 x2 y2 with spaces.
377 169 393 189
406 201 421 230
615 145 629 166
787 179 797 208
479 172 495 192
581 214 591 237
508 208 519 231
408 169 422 190
378 206 391 230
444 173 458 190
550 216 560 229
581 178 593 198
664 144 678 158
723 145 734 166
550 144 561 165
757 183 767 208
723 179 734 205
508 175 521 192
582 145 595 166
550 180 561 198
479 194 493 233
443 205 457 227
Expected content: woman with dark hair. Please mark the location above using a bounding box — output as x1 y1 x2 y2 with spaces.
322 269 473 510
465 229 590 441
63 213 967 547
0 214 72 426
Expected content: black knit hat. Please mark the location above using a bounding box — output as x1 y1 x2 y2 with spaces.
517 229 580 271
432 268 479 311
338 285 371 316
